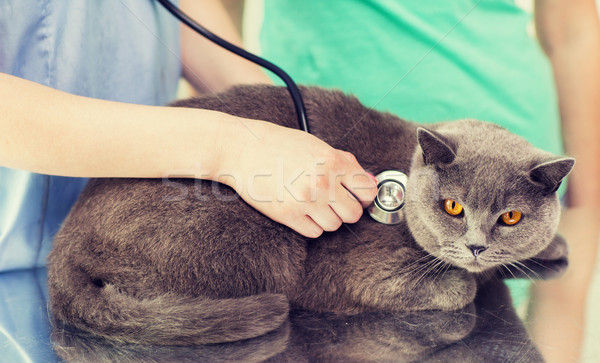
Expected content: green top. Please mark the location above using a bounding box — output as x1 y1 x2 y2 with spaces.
260 0 562 155
260 0 562 310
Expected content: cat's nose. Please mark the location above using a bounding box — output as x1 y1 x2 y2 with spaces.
467 244 487 257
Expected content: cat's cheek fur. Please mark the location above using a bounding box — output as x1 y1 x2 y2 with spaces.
502 202 560 261
403 173 444 256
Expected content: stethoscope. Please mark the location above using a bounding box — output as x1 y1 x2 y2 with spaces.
157 0 407 225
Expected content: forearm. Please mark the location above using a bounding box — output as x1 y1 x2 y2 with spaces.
536 0 600 208
552 44 600 208
535 0 600 294
551 25 600 292
0 73 239 179
530 2 600 361
527 208 598 363
179 0 271 93
535 0 600 286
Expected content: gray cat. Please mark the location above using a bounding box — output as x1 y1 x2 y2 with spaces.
48 85 573 346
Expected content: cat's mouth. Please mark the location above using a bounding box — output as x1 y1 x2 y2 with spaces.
434 245 495 273
446 257 490 273
462 260 487 272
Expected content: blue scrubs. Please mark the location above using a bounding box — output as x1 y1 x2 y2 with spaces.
0 0 181 271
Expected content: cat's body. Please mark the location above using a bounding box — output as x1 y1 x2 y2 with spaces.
48 85 572 346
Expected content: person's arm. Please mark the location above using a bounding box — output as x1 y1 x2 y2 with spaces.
178 0 271 93
529 1 600 361
0 73 376 238
171 2 377 233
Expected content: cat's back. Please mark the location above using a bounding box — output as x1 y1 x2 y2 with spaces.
50 85 418 296
173 85 418 171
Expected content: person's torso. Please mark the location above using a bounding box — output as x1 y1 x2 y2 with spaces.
0 0 181 271
260 0 562 155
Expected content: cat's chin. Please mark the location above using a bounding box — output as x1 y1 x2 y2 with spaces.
455 260 490 273
432 254 489 273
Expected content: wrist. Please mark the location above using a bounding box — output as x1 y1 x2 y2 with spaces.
206 114 264 190
148 107 240 183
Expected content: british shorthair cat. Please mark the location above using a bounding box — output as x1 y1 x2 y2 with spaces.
48 85 572 346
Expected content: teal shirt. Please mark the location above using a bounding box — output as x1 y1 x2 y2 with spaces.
260 0 562 308
260 0 561 155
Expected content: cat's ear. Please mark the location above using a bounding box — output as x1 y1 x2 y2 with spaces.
529 157 575 194
417 128 457 165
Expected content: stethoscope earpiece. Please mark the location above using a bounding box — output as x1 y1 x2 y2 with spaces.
367 170 408 225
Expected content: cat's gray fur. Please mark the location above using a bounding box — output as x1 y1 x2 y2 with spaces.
48 85 573 346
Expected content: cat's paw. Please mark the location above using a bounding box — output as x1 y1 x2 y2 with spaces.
428 269 476 311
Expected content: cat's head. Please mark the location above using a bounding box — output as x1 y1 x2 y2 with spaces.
403 120 574 273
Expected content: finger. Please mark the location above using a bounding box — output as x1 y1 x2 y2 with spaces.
341 150 358 163
329 184 364 223
309 206 344 232
338 159 378 208
286 214 324 238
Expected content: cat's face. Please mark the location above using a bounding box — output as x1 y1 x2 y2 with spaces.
404 121 574 273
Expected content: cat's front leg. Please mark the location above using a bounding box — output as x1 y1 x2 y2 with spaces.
346 247 477 312
420 269 477 311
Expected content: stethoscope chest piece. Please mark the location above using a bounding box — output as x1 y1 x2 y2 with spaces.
367 170 408 225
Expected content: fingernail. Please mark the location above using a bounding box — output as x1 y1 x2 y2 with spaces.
366 172 378 185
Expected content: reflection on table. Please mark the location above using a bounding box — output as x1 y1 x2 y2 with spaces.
0 268 58 362
0 268 543 362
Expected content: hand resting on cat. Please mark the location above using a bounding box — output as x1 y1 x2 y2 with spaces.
48 85 573 346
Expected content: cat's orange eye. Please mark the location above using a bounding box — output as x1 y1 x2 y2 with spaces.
444 199 463 216
500 210 522 226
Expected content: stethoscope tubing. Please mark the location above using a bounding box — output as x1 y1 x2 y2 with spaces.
156 0 310 133
157 1 409 225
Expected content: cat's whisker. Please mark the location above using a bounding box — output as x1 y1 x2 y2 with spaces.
410 260 439 283
499 264 517 280
478 268 493 282
394 254 438 274
424 260 445 283
507 262 539 285
523 258 558 272
405 257 442 292
406 253 452 293
430 257 452 282
496 266 508 280
507 262 530 280
513 260 543 280
385 259 433 293
433 262 453 285
404 255 440 276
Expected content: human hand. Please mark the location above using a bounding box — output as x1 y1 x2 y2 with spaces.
217 119 378 238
